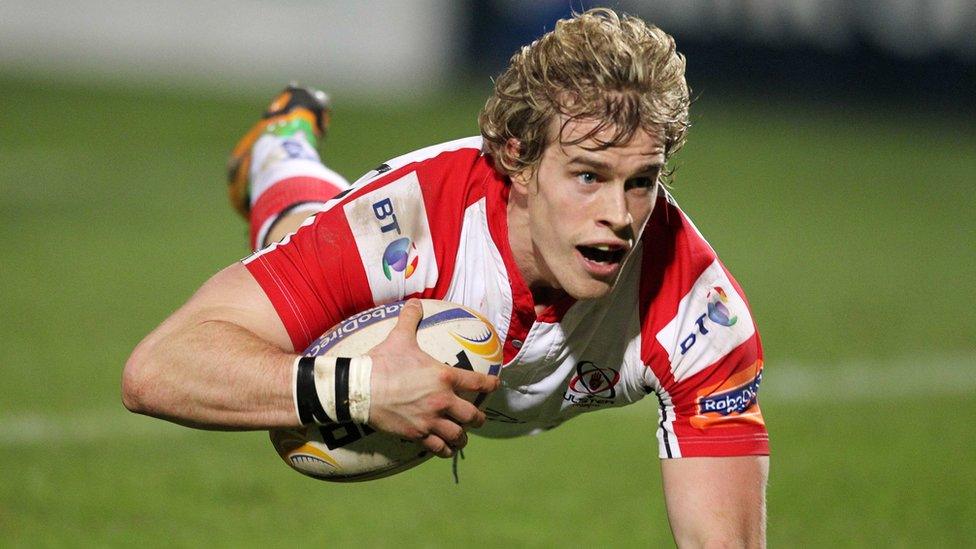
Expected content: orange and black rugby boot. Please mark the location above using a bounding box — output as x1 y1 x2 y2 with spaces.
226 84 332 219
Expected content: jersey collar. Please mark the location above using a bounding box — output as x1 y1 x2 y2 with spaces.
484 165 576 360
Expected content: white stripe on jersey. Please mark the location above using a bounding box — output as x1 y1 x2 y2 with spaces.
642 367 682 458
349 136 484 187
444 197 515 345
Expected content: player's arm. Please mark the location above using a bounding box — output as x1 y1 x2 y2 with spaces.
122 262 496 456
661 456 769 548
122 262 295 429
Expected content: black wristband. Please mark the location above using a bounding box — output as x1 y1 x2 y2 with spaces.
296 356 332 425
334 357 352 422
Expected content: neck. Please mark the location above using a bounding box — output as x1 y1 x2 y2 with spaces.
506 185 542 287
506 187 568 312
530 286 567 313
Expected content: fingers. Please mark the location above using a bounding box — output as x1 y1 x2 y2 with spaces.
445 398 486 429
390 299 423 340
431 419 466 450
447 367 500 394
421 420 467 459
421 435 453 458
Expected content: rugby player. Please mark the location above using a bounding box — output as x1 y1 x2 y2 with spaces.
123 9 769 545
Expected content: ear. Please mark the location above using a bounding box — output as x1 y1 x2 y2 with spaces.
510 169 531 196
505 138 532 195
504 137 522 159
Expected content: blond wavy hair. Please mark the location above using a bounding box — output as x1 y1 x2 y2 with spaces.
479 8 690 181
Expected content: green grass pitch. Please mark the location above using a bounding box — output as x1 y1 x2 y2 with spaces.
0 75 973 546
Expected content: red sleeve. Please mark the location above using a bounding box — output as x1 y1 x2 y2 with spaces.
244 209 374 352
657 334 768 458
639 194 769 458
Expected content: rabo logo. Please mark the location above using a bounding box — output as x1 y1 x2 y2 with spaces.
680 286 739 355
691 360 765 429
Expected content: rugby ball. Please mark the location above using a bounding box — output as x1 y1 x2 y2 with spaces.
269 299 502 482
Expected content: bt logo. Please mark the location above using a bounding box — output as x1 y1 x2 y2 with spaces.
707 286 738 327
679 286 739 355
372 198 401 235
373 197 419 280
382 237 418 280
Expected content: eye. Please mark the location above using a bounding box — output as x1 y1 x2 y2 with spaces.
626 176 657 191
576 171 599 185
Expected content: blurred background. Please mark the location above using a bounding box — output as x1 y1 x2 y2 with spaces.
1 0 973 546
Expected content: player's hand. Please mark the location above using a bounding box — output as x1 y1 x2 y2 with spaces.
366 299 500 458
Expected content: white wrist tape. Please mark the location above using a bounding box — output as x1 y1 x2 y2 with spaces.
293 355 372 425
345 356 373 425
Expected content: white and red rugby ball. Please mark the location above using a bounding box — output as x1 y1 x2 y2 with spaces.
269 299 503 482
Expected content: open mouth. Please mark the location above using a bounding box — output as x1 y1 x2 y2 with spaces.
576 245 627 265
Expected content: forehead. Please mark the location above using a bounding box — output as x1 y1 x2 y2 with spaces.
547 115 666 160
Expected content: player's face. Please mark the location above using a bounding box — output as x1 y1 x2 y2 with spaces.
509 117 666 301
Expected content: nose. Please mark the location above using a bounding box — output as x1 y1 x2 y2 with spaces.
597 186 632 232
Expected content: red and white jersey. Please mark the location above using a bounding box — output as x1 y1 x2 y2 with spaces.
243 136 768 458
